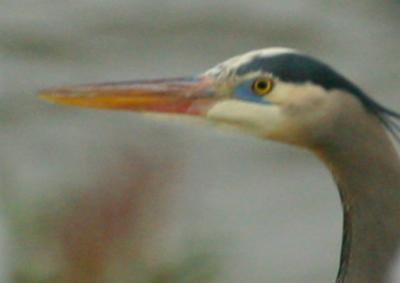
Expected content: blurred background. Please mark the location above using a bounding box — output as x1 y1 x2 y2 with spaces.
0 1 399 282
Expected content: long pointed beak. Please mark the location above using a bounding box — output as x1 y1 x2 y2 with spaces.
39 76 219 116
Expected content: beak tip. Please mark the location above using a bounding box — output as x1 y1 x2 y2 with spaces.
38 89 61 104
38 88 81 108
38 89 54 102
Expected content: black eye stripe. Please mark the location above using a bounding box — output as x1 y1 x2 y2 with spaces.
236 54 363 95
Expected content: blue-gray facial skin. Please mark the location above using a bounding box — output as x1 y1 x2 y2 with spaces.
234 80 269 104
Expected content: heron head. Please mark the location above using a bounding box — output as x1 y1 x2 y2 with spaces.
40 47 399 147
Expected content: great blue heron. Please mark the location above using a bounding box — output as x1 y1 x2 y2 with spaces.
40 47 400 283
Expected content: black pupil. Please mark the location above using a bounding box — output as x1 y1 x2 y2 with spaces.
257 81 268 90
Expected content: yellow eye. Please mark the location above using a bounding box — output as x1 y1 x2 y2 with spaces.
251 78 274 96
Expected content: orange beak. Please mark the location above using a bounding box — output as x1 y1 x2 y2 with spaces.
39 76 219 116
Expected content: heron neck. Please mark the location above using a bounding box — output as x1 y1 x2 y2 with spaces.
314 119 400 283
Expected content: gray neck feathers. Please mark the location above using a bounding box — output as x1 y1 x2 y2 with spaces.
314 110 400 283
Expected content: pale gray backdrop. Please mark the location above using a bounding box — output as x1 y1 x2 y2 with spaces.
0 1 399 282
